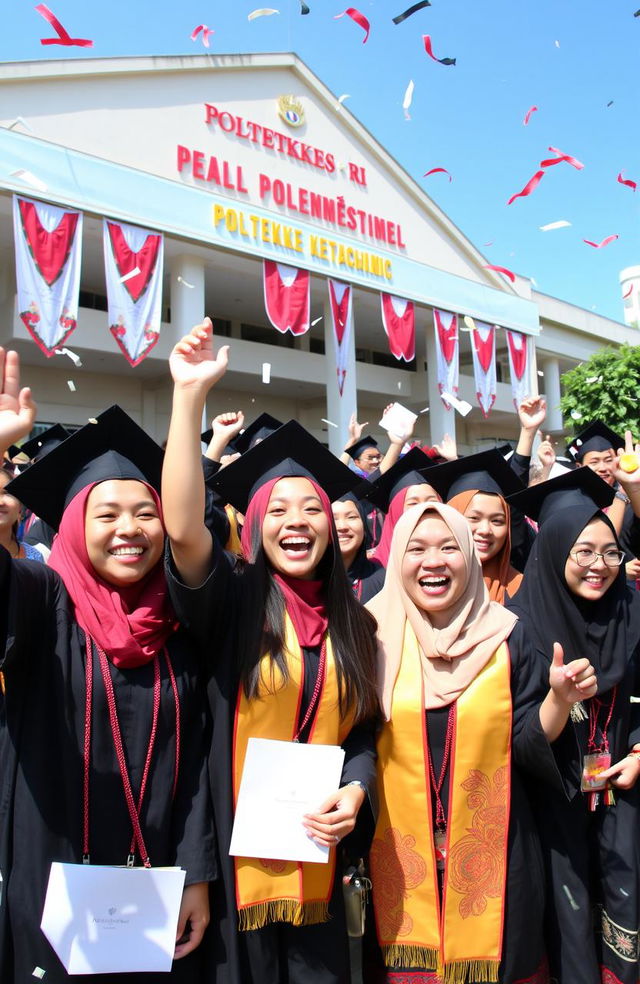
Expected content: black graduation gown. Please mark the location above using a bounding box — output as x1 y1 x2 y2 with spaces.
166 538 378 984
347 552 385 605
516 612 640 984
363 620 556 984
0 547 216 984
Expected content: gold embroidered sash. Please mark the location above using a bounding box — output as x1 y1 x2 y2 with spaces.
370 625 512 984
233 615 353 930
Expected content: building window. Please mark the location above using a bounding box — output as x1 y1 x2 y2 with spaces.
309 336 325 355
78 290 108 312
241 323 294 347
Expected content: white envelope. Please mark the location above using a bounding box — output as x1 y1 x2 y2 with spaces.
41 862 186 975
378 402 418 439
230 737 345 864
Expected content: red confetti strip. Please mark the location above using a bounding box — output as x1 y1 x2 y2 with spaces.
583 235 619 249
507 170 545 205
35 3 93 46
623 283 634 299
484 264 516 283
523 105 538 126
540 146 584 170
334 8 370 42
422 34 456 65
617 171 637 191
190 24 214 47
423 167 452 181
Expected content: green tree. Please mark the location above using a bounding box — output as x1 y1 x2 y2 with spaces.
559 344 640 435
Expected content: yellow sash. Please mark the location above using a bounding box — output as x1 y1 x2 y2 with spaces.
370 625 512 984
233 615 353 930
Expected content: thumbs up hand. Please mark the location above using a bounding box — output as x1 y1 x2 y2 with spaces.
549 643 597 705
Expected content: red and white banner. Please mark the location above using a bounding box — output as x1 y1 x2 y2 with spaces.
13 195 82 357
103 219 164 366
263 260 310 336
380 293 415 361
432 309 459 409
328 279 353 396
505 329 536 409
470 321 497 417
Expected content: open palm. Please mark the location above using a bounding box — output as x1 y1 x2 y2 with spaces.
0 348 37 449
169 319 230 391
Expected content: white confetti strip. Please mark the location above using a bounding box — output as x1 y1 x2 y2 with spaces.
177 276 195 289
262 362 271 384
321 418 338 428
562 884 579 910
311 316 323 326
441 391 473 417
119 266 141 284
462 315 476 332
248 8 280 20
67 379 76 392
419 406 430 413
32 969 46 980
402 80 415 120
54 347 83 367
570 409 582 420
540 220 571 231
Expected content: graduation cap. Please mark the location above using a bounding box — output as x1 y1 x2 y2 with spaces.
346 435 380 462
506 467 615 526
361 447 437 512
20 423 71 462
421 448 525 503
566 421 624 461
210 420 361 514
232 413 283 455
6 406 163 531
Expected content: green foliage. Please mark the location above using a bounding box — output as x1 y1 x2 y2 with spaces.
559 345 640 435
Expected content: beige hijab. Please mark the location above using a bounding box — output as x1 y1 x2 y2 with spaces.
367 501 517 716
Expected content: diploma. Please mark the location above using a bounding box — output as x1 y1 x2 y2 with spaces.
40 861 186 975
229 737 345 864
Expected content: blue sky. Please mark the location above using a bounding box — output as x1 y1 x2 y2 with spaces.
4 0 639 322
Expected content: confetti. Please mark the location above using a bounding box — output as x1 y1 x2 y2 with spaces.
423 34 456 65
10 168 48 191
623 284 634 299
586 375 603 384
311 316 323 326
88 417 98 424
321 418 338 427
54 347 82 367
570 410 582 421
424 167 452 182
441 391 472 416
248 8 280 20
507 170 545 205
300 1 310 12
397 381 402 390
119 265 141 284
190 24 214 47
462 315 476 332
540 147 584 170
262 362 271 384
635 9 640 16
67 379 76 392
562 885 580 910
554 39 560 47
392 1 431 24
334 8 370 43
540 220 571 231
484 264 516 283
583 235 619 249
606 100 614 107
35 3 93 46
483 241 493 247
523 105 538 126
419 406 430 413
337 93 351 104
32 970 46 980
177 276 195 288
402 79 414 120
617 171 637 191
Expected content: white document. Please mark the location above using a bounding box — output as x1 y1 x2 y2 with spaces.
41 862 186 975
440 391 473 417
378 402 418 439
230 737 345 865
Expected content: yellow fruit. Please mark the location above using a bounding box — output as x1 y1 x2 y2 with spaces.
619 453 639 473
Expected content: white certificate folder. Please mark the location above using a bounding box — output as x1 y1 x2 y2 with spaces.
41 861 186 975
230 737 346 864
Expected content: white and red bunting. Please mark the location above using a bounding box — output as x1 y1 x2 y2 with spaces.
470 320 497 417
103 219 164 367
328 279 353 397
263 260 310 336
432 309 459 409
505 329 536 409
380 293 415 361
13 195 82 357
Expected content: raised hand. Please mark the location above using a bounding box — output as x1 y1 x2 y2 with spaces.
347 411 368 445
549 642 597 704
211 410 244 441
169 318 229 392
433 433 458 461
611 430 640 490
0 348 37 451
518 396 547 433
537 435 556 470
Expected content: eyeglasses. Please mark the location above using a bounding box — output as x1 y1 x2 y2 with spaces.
570 548 625 568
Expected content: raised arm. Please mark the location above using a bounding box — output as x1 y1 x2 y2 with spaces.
163 320 229 587
0 348 37 458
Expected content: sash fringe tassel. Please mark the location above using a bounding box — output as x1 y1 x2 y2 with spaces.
382 947 499 984
238 899 329 931
382 944 438 970
441 958 501 984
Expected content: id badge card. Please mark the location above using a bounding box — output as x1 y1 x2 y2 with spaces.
581 752 611 792
434 829 447 872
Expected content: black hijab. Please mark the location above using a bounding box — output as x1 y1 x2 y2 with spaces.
508 503 640 693
337 493 381 582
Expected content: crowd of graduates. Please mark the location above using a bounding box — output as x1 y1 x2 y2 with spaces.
1 318 640 984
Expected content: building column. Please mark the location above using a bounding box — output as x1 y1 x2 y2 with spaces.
323 294 357 455
424 320 456 448
170 255 205 344
540 357 563 432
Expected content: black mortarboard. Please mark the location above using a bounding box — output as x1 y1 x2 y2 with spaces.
423 448 525 502
506 467 615 526
210 419 362 514
20 423 71 461
232 413 283 455
346 435 380 462
6 406 163 531
566 421 624 461
361 447 437 512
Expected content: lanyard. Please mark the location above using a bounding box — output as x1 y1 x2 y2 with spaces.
352 579 363 601
293 637 327 743
82 637 181 867
426 706 455 831
587 687 617 755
